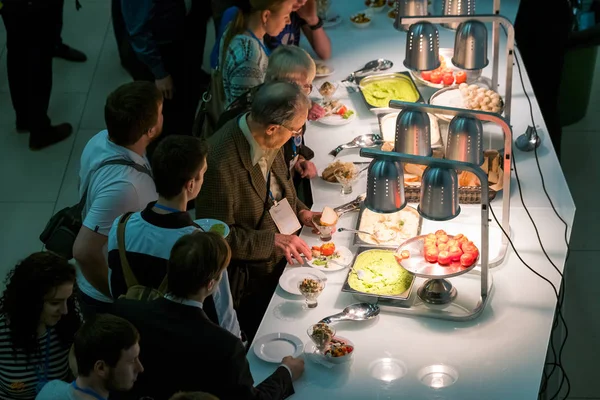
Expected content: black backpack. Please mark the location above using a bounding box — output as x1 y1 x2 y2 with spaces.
39 159 152 259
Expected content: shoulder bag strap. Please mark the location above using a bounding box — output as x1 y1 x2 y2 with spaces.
75 158 153 214
117 212 138 289
157 276 169 294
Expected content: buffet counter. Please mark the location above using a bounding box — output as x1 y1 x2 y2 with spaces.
247 1 575 398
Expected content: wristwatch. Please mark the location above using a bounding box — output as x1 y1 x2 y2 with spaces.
308 17 324 30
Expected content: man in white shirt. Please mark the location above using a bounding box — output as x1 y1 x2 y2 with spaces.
73 81 163 317
106 135 241 338
37 314 144 400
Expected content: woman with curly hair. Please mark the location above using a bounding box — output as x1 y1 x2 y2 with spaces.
0 252 81 399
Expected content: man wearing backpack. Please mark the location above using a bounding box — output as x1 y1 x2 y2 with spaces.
106 135 241 337
72 82 163 318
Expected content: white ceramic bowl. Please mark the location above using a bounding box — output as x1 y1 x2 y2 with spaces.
350 13 372 28
367 1 387 12
324 336 355 364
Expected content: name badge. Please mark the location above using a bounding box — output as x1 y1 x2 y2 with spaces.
269 198 301 235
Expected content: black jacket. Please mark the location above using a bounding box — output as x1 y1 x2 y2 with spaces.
111 297 294 400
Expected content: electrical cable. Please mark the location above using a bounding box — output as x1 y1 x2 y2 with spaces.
488 204 570 400
500 23 572 399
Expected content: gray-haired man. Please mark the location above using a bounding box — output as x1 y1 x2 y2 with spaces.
195 81 320 341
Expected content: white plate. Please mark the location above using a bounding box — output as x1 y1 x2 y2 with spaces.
323 14 342 28
307 246 353 271
194 218 230 238
315 63 335 78
253 332 304 363
279 267 327 295
317 109 357 126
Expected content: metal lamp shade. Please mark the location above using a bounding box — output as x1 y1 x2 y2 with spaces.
396 0 428 32
442 0 476 30
394 110 432 156
418 167 461 221
404 22 441 72
365 160 406 214
446 115 483 165
452 20 489 70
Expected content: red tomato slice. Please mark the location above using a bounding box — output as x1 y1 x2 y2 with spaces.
421 71 432 81
460 252 477 267
437 250 451 265
430 72 442 84
336 106 347 116
442 74 455 86
448 245 463 261
455 71 467 84
437 243 448 252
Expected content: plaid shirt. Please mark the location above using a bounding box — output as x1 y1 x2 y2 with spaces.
195 119 308 272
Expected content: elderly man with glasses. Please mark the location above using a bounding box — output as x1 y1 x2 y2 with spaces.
195 81 322 342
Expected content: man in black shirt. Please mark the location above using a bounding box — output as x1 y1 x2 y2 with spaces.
1 0 73 150
514 0 574 160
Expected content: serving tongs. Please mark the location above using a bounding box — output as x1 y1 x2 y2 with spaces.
333 193 366 217
343 59 394 83
329 134 384 157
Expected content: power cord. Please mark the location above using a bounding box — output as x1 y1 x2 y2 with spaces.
500 24 572 399
488 203 570 400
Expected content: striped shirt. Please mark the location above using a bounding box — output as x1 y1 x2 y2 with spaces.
0 316 70 400
220 32 269 107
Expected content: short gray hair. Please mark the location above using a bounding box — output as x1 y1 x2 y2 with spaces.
250 81 311 126
265 45 316 83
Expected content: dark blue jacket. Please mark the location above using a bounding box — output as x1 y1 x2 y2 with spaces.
121 0 186 79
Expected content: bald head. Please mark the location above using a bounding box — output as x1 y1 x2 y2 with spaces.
250 81 311 127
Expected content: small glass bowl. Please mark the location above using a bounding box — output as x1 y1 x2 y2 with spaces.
298 277 325 308
312 215 334 242
334 166 360 195
307 323 336 353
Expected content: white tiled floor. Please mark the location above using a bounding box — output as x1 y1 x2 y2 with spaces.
0 3 598 399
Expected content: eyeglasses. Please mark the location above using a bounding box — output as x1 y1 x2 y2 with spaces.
280 124 304 136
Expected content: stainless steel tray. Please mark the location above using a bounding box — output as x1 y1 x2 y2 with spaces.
357 71 424 113
409 48 483 89
352 204 423 248
341 247 416 302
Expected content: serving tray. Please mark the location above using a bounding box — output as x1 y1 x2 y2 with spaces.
352 204 423 248
341 247 416 302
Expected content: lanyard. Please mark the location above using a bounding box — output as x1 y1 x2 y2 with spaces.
246 29 271 56
266 171 274 201
292 135 302 158
153 203 181 213
35 329 51 394
71 381 107 400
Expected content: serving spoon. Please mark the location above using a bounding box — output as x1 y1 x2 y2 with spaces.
320 303 381 324
337 227 381 244
344 59 394 82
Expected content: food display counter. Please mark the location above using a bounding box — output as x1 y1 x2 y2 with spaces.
247 0 575 398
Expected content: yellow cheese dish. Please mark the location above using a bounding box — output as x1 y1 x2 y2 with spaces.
361 78 420 108
348 250 413 296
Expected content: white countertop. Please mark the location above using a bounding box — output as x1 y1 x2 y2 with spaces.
246 1 575 398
